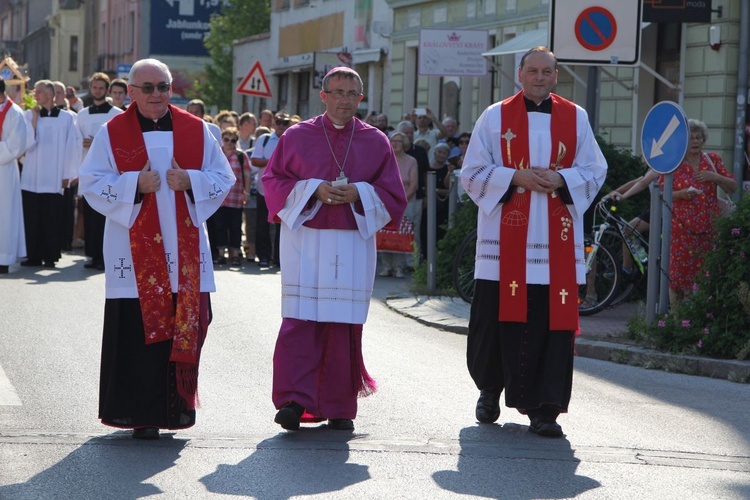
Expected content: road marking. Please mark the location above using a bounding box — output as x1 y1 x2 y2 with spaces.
0 362 22 405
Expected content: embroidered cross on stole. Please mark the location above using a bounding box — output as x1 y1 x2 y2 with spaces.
498 91 579 331
107 103 204 363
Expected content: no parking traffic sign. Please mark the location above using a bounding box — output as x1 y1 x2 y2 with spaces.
550 0 641 66
640 101 689 174
575 7 617 51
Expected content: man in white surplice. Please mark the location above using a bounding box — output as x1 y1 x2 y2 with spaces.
79 58 234 440
263 67 407 432
0 78 27 274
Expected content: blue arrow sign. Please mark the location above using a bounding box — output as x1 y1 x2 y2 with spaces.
640 101 689 174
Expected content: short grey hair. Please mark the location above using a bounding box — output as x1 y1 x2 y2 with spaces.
389 130 411 150
688 118 709 142
396 120 415 132
129 58 172 84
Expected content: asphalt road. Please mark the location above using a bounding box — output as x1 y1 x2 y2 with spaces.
1 251 748 499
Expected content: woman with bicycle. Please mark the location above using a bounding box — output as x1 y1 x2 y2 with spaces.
661 119 737 307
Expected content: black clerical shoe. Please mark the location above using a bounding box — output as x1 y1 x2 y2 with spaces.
328 419 354 431
274 401 305 430
529 417 563 438
475 389 501 423
132 427 160 440
84 260 103 270
42 261 55 269
0 265 8 274
20 259 42 267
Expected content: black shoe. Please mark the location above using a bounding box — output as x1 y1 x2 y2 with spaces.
84 260 103 269
328 419 354 431
274 401 304 430
0 265 8 274
258 260 269 267
230 257 241 267
475 389 501 423
96 262 105 271
20 259 42 267
529 417 563 438
216 257 227 265
132 427 160 440
42 261 55 269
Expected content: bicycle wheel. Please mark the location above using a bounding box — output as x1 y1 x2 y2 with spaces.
453 229 477 304
599 229 638 306
578 243 620 316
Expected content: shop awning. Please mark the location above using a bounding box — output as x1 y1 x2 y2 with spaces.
482 29 548 57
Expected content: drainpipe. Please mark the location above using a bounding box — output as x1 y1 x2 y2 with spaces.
733 1 750 196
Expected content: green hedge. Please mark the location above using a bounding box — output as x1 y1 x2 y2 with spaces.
628 196 750 360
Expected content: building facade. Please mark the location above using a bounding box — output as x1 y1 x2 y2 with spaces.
384 0 748 186
233 0 392 119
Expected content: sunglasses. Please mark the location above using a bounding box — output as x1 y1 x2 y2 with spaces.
222 137 238 143
275 120 291 126
130 82 171 94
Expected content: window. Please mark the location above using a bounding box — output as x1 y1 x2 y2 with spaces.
69 36 78 71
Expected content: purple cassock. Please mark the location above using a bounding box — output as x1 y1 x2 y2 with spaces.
262 112 407 422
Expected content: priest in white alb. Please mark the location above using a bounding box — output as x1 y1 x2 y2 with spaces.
79 59 234 440
461 47 607 438
0 78 27 275
263 67 407 431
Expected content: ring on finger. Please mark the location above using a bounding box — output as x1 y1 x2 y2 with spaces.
327 197 332 203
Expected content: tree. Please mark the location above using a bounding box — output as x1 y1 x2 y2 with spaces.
197 0 270 110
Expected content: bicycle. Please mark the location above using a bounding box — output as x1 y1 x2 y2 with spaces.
452 228 477 304
452 199 649 314
578 198 650 315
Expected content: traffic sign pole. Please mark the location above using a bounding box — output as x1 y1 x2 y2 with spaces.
640 101 689 318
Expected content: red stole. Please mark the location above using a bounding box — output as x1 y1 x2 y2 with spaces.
498 92 578 331
0 98 14 131
107 104 203 365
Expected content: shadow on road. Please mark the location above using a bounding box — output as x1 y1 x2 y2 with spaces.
433 424 600 498
0 431 187 499
201 428 369 498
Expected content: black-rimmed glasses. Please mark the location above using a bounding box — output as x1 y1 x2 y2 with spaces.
130 82 171 94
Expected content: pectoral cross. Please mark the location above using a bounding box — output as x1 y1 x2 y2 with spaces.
510 280 519 296
502 128 516 165
560 288 569 305
200 252 207 273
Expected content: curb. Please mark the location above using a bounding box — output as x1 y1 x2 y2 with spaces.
385 296 750 384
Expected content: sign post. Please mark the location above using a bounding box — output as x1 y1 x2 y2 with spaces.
641 101 689 319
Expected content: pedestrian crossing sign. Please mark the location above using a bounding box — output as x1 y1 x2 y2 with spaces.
237 62 272 98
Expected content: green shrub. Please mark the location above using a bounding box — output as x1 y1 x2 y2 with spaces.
628 196 750 360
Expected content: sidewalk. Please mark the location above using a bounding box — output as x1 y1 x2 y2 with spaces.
385 295 750 384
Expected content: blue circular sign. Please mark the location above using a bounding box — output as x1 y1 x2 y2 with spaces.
640 101 689 174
